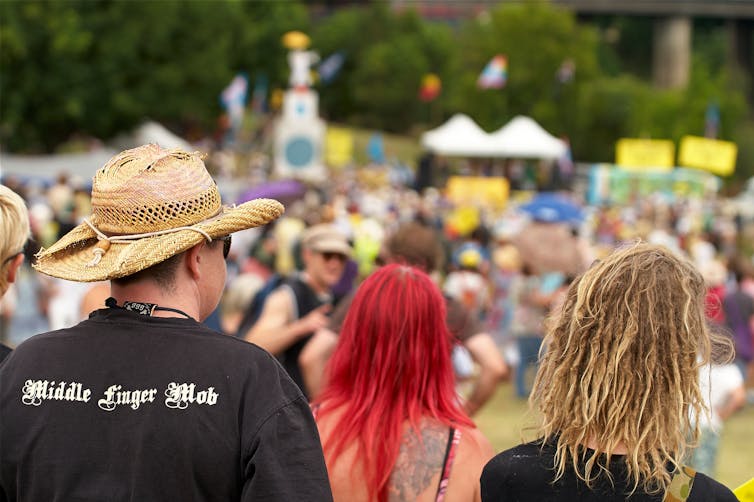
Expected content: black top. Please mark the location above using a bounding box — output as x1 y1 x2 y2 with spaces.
0 308 333 502
278 277 327 399
0 343 11 364
481 441 739 502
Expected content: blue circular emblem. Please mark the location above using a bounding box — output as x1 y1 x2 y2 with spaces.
285 136 314 168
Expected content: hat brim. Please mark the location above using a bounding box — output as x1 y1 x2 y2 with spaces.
309 240 352 258
33 198 284 282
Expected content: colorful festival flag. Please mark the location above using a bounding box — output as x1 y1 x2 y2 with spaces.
556 58 576 84
251 74 268 114
219 73 249 147
367 134 385 164
318 51 345 84
419 73 442 102
220 73 249 111
477 55 507 89
704 101 720 139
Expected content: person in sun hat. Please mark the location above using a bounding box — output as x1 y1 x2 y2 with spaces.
443 242 491 322
0 145 333 501
243 223 351 399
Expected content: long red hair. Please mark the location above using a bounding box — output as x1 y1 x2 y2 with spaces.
313 264 473 501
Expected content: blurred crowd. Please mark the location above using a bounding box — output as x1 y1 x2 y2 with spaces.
2 160 753 480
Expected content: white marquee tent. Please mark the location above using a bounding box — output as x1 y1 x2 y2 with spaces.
487 115 567 159
1 121 193 182
421 114 567 159
420 114 492 157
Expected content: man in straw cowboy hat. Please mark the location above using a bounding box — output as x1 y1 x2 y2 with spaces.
0 145 333 501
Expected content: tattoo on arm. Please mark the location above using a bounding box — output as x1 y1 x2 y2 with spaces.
388 422 448 502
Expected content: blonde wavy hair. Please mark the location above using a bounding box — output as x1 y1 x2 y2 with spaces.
0 185 30 295
531 242 732 495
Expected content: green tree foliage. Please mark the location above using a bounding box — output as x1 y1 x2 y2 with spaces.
1 0 751 176
312 4 457 132
231 2 310 91
452 2 749 174
453 2 600 137
574 54 748 165
0 0 308 152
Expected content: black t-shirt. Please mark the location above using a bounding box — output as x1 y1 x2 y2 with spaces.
0 344 11 364
481 441 739 502
0 308 333 502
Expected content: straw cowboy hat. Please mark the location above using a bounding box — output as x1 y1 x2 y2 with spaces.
34 144 284 282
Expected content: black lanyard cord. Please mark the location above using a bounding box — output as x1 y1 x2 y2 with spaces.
105 297 195 321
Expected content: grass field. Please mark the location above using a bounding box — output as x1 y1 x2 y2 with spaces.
475 382 754 491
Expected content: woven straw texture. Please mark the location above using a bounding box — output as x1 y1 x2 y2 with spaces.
34 145 284 282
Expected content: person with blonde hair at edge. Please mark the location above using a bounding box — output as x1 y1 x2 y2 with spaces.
0 184 31 361
481 242 738 501
312 263 494 502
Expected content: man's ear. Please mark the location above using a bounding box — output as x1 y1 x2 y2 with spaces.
6 253 24 284
185 242 205 281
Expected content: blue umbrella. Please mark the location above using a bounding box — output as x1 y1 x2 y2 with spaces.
519 192 583 224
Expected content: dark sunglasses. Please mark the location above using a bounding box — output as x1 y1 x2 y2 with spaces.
217 235 232 259
321 251 346 263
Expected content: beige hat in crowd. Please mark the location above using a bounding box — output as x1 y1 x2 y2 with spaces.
34 144 284 282
301 224 351 257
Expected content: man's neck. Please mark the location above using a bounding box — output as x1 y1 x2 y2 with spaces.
109 282 200 320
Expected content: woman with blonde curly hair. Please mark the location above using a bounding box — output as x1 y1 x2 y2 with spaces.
481 242 737 501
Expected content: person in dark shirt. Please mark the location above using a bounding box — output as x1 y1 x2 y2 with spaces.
722 257 754 382
0 184 31 362
243 223 351 398
481 243 738 501
0 145 333 501
482 440 737 502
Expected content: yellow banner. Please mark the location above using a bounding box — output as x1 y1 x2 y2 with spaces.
325 127 354 168
446 176 509 210
678 135 737 176
615 138 675 170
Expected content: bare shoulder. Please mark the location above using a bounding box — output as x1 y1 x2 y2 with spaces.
257 287 295 320
458 426 495 462
266 286 294 308
440 426 494 502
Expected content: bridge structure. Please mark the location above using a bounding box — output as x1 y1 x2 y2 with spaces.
553 0 754 18
552 0 754 91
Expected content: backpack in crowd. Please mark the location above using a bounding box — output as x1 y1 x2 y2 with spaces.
234 274 287 338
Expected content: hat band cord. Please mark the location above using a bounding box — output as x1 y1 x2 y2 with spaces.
83 218 213 267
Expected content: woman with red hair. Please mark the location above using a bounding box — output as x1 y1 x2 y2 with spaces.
312 264 494 502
